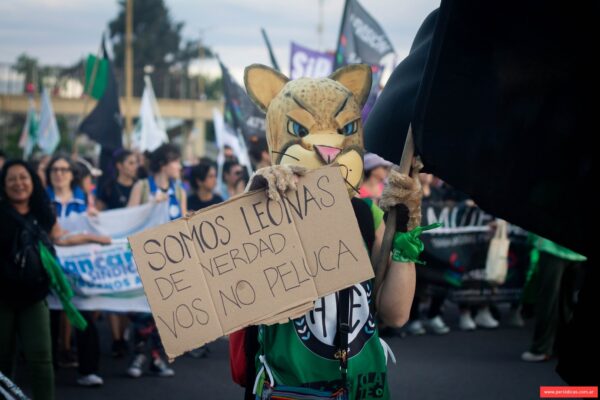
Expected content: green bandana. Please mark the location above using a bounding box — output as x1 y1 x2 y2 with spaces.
391 223 442 264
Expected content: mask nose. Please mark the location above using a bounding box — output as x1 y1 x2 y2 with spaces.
314 145 342 164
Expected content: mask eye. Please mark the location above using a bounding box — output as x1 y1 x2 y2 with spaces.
287 119 309 137
340 120 358 136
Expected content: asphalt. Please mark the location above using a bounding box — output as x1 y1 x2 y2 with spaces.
14 307 564 400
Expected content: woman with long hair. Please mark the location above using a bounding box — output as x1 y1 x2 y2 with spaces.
0 160 109 399
45 154 106 387
45 155 88 219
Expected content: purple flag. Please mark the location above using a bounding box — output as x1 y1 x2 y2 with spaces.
290 42 334 79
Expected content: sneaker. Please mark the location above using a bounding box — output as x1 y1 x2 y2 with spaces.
474 307 499 329
77 374 104 387
127 354 147 378
58 350 78 368
521 351 549 362
424 316 450 335
459 311 477 331
149 357 175 377
406 320 426 336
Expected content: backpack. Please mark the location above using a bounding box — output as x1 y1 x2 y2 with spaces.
2 209 52 304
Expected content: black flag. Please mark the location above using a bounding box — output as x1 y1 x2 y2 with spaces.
364 3 595 258
334 0 394 68
79 41 123 150
219 61 266 140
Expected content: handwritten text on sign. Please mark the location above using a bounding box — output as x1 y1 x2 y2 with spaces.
128 166 373 359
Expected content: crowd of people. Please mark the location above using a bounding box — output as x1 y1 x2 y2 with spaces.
0 145 585 399
0 143 253 399
356 152 585 364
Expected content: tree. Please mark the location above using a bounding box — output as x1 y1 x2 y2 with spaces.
13 53 40 91
108 0 212 98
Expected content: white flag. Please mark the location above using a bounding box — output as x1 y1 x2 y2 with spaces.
212 108 252 174
132 77 167 152
37 89 60 154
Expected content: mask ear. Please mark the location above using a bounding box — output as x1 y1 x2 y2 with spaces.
244 64 290 112
329 64 372 108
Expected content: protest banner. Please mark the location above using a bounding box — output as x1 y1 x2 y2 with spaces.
48 239 150 312
420 198 530 304
128 166 373 359
47 202 170 312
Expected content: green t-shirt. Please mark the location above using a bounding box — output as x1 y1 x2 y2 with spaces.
256 199 390 399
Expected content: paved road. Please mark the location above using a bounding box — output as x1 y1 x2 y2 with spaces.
15 311 563 399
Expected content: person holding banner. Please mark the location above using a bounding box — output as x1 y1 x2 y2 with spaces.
96 149 139 358
46 154 112 387
45 155 89 219
128 143 187 219
126 143 186 378
0 160 110 399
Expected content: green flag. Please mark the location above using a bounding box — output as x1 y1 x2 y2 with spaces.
84 54 109 99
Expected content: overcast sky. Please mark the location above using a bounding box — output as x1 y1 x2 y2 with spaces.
0 0 439 83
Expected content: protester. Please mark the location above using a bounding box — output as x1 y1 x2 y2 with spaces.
95 149 138 357
223 144 237 162
232 167 250 197
45 154 105 387
240 63 425 399
97 149 138 211
45 155 88 218
405 172 450 335
248 136 271 170
128 143 186 218
188 159 223 211
73 157 102 215
184 158 224 359
359 152 392 205
521 236 585 362
0 160 110 400
126 144 184 378
220 160 243 200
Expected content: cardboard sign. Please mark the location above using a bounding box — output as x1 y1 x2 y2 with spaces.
128 166 373 360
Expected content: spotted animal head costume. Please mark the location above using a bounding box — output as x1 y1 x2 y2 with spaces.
244 64 372 196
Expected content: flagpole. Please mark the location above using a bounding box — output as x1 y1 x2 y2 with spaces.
260 28 281 72
373 125 414 296
334 0 350 70
125 0 134 147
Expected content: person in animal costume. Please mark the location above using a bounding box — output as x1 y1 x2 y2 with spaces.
241 63 430 400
